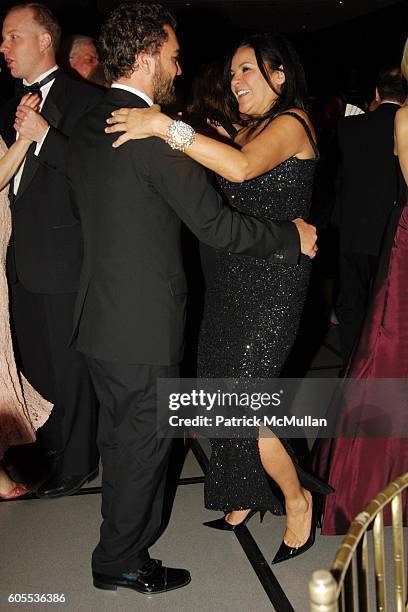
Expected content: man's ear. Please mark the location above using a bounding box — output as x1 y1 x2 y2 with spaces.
39 31 52 53
135 51 155 75
375 87 381 102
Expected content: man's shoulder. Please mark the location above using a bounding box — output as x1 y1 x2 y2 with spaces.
338 112 375 150
338 112 367 133
56 71 105 104
369 103 399 127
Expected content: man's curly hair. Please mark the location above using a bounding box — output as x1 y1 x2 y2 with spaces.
99 2 177 82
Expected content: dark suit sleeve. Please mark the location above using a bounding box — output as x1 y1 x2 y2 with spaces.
37 87 103 175
36 125 68 174
145 139 300 264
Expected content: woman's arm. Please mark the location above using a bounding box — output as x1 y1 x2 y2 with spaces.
0 138 31 191
395 106 408 185
0 93 40 190
106 107 314 183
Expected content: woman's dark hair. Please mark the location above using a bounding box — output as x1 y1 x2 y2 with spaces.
224 32 309 129
187 60 236 124
99 2 176 82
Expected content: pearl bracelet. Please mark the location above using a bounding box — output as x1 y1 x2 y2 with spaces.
165 120 196 152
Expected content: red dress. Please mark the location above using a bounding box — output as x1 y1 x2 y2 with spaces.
312 204 408 534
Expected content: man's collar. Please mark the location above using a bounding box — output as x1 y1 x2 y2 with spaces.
379 100 402 107
111 83 153 107
23 65 59 87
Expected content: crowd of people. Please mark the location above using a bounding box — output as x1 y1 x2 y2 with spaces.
0 0 406 598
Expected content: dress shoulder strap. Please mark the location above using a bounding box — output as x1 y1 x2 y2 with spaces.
277 111 319 159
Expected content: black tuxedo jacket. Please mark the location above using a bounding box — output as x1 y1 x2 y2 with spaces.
0 72 103 293
337 103 400 255
68 88 300 365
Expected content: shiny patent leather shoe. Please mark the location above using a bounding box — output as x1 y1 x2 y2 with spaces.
37 468 98 498
271 495 322 565
93 559 191 594
203 508 266 531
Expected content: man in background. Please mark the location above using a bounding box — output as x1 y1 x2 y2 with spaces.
0 2 102 497
336 67 407 361
57 34 99 80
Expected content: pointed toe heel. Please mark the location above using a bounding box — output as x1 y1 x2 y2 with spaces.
203 508 266 531
272 528 316 565
272 494 321 565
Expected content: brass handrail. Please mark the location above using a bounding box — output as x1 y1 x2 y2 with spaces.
309 471 408 612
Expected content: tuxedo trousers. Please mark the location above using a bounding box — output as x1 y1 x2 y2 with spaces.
86 357 178 574
9 281 98 476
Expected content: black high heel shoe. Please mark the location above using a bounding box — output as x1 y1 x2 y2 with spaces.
203 508 266 531
271 494 322 565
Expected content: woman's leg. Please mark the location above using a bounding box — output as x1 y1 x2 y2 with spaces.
258 434 312 547
226 431 312 547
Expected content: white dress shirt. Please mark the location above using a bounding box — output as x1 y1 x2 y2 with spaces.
111 83 153 107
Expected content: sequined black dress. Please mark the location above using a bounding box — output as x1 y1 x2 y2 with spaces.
198 112 323 513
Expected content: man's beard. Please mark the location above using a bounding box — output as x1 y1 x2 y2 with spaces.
152 62 176 105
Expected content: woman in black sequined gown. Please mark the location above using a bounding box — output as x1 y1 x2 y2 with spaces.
194 38 330 561
106 33 331 562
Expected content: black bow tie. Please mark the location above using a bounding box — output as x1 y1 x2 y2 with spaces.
19 69 59 96
23 82 42 94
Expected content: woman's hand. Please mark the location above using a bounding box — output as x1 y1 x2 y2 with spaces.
105 105 163 148
14 93 46 143
20 92 41 111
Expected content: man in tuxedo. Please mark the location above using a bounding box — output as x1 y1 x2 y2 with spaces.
336 67 407 361
0 3 103 497
68 2 317 595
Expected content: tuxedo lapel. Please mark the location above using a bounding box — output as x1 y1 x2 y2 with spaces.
14 142 37 201
40 74 65 127
14 74 65 202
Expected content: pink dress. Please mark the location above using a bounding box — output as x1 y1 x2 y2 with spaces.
312 203 408 534
0 138 52 460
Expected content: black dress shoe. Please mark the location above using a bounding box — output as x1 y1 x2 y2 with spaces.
36 468 99 498
93 559 191 594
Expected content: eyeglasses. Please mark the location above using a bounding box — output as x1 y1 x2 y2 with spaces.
70 54 99 65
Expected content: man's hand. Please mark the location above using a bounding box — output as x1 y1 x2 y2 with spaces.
292 218 318 259
14 101 49 143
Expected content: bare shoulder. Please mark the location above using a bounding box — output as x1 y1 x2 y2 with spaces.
283 107 315 135
395 106 408 128
268 107 316 138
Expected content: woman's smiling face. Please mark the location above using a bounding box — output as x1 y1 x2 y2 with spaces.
230 45 285 116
